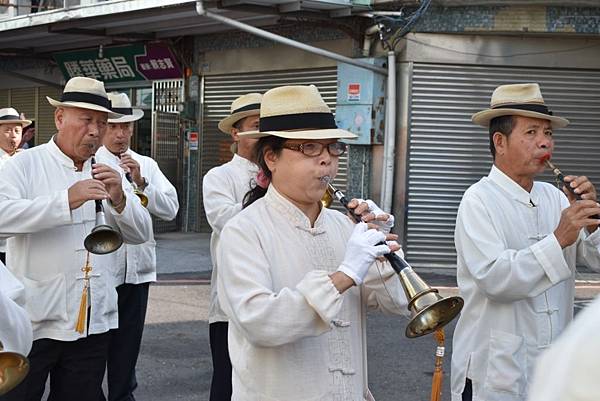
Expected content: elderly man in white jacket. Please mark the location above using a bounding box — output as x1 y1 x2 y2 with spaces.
202 92 261 401
95 92 179 401
0 108 32 265
0 77 151 401
451 83 600 401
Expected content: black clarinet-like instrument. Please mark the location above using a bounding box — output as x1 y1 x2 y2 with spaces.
120 154 149 208
544 158 600 219
327 183 407 274
325 182 464 338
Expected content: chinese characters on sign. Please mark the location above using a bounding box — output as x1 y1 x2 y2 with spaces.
63 57 136 81
54 44 182 83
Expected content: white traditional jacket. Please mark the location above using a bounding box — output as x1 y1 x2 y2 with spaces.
527 294 600 401
0 261 32 355
217 185 408 401
451 165 600 401
202 153 258 324
96 146 179 285
0 138 152 342
0 148 13 254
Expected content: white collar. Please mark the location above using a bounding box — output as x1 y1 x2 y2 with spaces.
489 165 540 206
47 136 92 173
232 153 259 172
264 184 327 233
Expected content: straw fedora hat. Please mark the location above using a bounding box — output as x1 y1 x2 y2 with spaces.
218 93 262 134
472 83 569 128
47 76 122 119
0 108 32 127
107 92 144 123
239 85 357 140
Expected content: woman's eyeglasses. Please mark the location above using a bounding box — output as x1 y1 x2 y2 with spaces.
282 142 347 157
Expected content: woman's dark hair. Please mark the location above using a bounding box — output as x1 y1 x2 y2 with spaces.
489 115 515 159
242 136 287 208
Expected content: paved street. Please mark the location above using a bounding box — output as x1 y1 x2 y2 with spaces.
127 232 600 401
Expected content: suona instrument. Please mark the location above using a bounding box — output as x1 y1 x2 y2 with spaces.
125 172 148 208
544 158 600 219
326 183 464 338
120 154 149 208
84 156 123 254
0 340 29 396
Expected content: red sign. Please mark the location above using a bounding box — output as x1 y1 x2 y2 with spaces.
188 131 198 150
348 83 361 101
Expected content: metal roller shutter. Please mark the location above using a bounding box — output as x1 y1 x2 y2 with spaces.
406 63 600 269
198 67 348 231
0 90 8 106
37 86 61 145
9 88 35 119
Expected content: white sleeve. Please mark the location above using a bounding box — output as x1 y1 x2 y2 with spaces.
0 264 32 355
142 159 179 221
202 169 243 235
105 189 152 245
0 159 72 238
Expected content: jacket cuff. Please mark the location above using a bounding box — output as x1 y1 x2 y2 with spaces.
297 270 343 325
531 233 572 284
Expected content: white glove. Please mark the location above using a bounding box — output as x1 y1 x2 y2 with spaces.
337 222 391 285
354 199 395 234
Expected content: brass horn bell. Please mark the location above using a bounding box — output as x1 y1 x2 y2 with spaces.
85 156 123 255
0 341 29 395
133 189 149 208
400 267 464 338
84 207 123 255
320 189 334 209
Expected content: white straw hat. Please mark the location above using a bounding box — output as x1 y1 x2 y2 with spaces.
239 85 357 140
472 83 569 128
218 93 262 134
47 76 122 119
0 107 31 127
107 92 144 123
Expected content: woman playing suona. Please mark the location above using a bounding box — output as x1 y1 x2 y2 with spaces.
217 85 408 401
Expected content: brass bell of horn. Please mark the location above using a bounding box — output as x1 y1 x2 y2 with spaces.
0 341 30 395
133 189 149 208
84 156 123 255
320 188 334 208
84 204 123 255
125 172 148 208
400 267 464 338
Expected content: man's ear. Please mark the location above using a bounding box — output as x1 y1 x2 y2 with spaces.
54 107 64 131
230 128 240 143
493 132 506 156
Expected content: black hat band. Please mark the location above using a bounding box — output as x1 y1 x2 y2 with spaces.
60 91 111 110
112 107 133 115
232 103 260 114
0 115 21 121
259 112 337 132
493 103 553 116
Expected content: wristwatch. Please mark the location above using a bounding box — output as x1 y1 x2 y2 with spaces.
138 177 148 192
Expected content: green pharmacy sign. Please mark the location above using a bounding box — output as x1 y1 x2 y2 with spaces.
54 43 182 83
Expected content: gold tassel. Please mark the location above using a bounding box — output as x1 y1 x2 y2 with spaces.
430 328 445 401
75 285 88 334
75 252 92 334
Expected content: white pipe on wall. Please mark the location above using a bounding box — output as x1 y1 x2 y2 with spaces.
381 51 396 212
